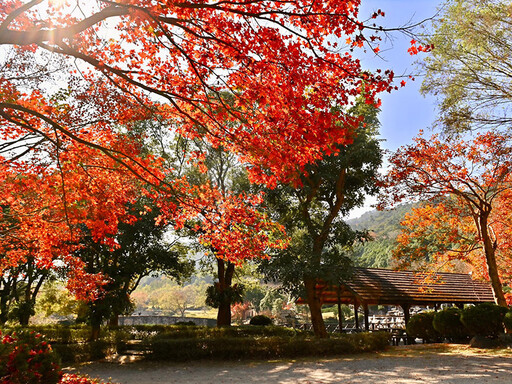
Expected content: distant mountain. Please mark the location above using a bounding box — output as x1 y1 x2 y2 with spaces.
347 203 415 268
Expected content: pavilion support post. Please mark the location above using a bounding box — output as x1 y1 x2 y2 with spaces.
401 303 411 327
337 285 343 334
363 303 369 331
401 303 411 345
354 301 359 330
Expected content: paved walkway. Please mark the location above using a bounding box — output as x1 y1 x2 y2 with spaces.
65 344 512 384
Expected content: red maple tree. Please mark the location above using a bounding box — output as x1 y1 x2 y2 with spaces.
381 131 512 306
0 1 398 295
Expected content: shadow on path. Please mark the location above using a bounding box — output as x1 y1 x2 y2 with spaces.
66 345 512 384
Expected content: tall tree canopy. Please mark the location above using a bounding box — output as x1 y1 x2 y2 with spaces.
74 199 193 339
381 131 512 307
261 101 383 337
0 0 396 183
420 0 512 132
168 137 286 327
0 0 400 294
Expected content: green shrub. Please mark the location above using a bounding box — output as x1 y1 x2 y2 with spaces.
147 331 389 361
249 315 273 326
151 325 305 340
460 303 508 336
52 340 114 364
129 324 173 333
432 307 469 341
0 329 115 383
123 325 176 340
2 325 91 344
47 328 129 363
0 330 62 384
175 321 197 326
0 325 130 364
503 309 512 333
406 312 439 342
52 343 90 364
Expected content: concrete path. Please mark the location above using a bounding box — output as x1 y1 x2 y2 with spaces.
65 344 512 384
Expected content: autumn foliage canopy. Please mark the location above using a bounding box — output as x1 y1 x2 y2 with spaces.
381 131 512 306
0 0 398 297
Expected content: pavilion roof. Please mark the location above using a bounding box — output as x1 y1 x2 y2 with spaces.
298 268 495 306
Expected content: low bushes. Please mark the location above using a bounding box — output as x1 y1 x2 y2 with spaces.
150 325 308 340
432 308 469 341
407 304 510 345
52 340 115 364
504 309 512 332
147 330 390 361
460 303 508 337
0 330 112 384
0 330 61 384
0 325 389 365
406 312 439 342
1 325 131 363
1 324 91 344
249 315 273 326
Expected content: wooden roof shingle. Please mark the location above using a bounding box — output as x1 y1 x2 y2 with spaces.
299 268 495 306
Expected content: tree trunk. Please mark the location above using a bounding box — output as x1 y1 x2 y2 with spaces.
217 299 231 327
18 308 31 326
305 278 328 338
90 325 101 341
479 213 507 307
337 286 343 334
304 238 330 338
109 314 119 327
298 168 347 338
89 308 102 341
216 259 235 327
0 291 8 325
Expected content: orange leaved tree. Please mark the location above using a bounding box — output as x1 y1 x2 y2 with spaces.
0 1 399 293
0 0 396 184
381 131 512 307
393 198 512 305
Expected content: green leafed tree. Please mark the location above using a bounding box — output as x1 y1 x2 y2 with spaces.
420 0 512 132
35 281 80 322
166 133 286 328
74 199 193 339
259 100 383 337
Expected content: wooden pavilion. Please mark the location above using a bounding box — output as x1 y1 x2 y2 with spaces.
297 268 495 331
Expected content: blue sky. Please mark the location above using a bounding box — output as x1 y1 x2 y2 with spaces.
358 0 442 152
347 0 443 218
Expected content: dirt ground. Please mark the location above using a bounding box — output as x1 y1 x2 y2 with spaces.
65 344 512 384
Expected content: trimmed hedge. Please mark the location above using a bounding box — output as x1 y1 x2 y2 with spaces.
503 309 512 333
406 312 440 342
52 340 115 364
432 308 469 342
1 325 131 363
0 325 390 363
460 303 508 336
249 315 273 326
1 325 91 344
150 325 309 340
147 331 390 361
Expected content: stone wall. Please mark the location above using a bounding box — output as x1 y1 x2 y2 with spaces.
119 315 216 327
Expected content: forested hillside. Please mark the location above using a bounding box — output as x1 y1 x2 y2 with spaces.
347 203 414 268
